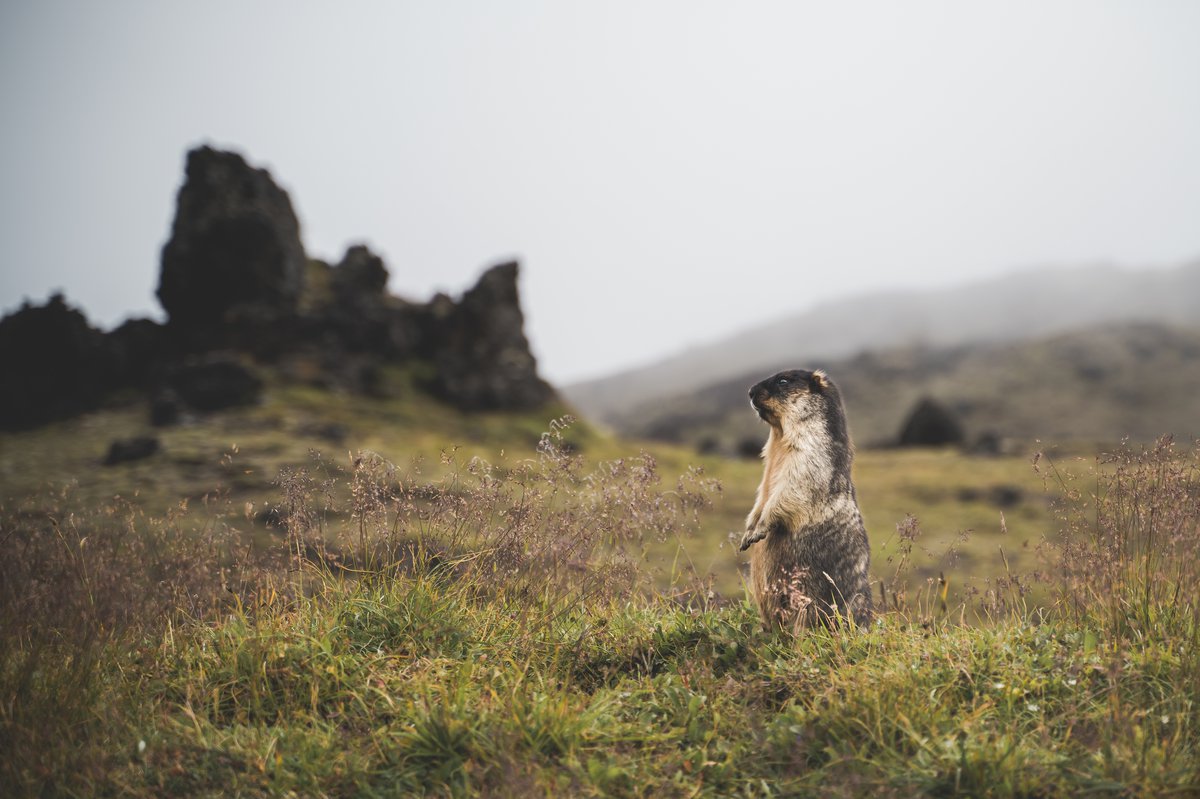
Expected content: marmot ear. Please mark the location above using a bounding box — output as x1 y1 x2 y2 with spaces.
811 370 831 392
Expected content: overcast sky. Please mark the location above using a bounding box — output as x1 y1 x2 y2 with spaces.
2 2 1198 385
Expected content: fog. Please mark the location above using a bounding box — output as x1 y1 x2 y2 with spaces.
2 2 1198 384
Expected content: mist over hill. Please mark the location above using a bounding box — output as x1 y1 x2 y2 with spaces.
607 321 1200 451
564 261 1200 424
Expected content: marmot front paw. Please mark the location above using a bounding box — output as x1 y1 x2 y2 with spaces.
739 526 767 551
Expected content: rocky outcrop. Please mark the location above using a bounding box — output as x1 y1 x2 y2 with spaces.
0 295 111 429
426 261 555 411
0 145 555 430
897 397 965 448
330 245 388 307
313 245 422 358
106 317 168 385
167 354 263 412
157 146 306 331
103 435 160 465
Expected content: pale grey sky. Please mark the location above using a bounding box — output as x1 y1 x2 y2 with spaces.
2 2 1198 384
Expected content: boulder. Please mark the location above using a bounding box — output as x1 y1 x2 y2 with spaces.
103 435 160 465
106 317 168 386
897 397 965 448
157 146 306 330
168 354 263 411
149 389 184 427
0 294 110 430
738 437 765 459
330 244 389 306
426 262 555 411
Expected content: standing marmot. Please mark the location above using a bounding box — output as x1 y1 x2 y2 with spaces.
739 369 873 631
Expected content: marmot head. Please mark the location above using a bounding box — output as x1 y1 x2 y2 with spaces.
749 369 840 431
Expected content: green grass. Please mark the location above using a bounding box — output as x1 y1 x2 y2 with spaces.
3 382 1198 796
0 373 1057 600
9 561 1200 796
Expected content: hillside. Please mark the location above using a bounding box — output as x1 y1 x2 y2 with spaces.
564 261 1200 424
608 321 1200 451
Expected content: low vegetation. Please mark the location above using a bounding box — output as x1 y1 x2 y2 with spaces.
0 371 1056 599
2 405 1198 795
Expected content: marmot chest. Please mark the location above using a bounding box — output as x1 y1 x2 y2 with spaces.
761 440 790 499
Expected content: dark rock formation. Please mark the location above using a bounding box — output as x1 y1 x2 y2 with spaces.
104 435 160 465
315 244 422 358
0 294 111 430
330 244 388 306
107 317 168 386
168 354 263 411
897 397 965 448
158 146 306 331
738 438 764 459
426 262 555 411
149 389 184 427
0 146 556 430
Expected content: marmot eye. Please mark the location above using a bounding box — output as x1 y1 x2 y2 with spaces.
777 377 788 386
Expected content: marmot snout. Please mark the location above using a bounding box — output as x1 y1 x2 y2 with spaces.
748 370 826 426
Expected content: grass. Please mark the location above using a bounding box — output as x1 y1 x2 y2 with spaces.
42 588 1200 797
2 383 1198 796
0 371 1055 599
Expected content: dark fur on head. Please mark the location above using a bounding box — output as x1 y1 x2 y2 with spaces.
749 369 853 496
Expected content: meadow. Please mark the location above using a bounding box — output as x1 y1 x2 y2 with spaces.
0 370 1057 598
2 380 1197 796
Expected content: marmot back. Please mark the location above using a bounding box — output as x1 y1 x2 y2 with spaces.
739 369 873 631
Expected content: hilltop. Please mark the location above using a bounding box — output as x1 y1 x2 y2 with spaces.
604 321 1200 452
564 261 1200 426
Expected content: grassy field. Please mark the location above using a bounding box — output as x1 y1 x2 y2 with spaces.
2 382 1197 796
0 371 1059 599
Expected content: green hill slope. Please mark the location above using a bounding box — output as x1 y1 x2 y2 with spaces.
564 261 1200 424
611 322 1200 451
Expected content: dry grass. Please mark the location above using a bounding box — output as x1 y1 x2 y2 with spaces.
1044 436 1200 641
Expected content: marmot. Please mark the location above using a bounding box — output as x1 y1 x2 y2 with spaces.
739 369 873 631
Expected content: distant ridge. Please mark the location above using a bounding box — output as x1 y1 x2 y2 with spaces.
606 321 1200 450
564 260 1200 424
